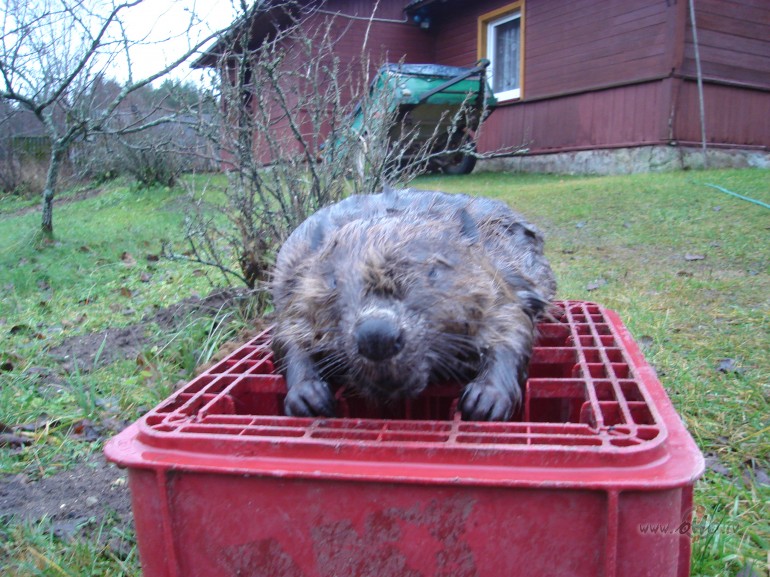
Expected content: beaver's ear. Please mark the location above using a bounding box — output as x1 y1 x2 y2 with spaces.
458 208 480 242
307 216 330 253
517 289 549 319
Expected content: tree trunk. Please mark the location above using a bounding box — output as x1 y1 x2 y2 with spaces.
41 145 64 235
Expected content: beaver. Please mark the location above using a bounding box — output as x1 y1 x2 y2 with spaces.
270 188 556 421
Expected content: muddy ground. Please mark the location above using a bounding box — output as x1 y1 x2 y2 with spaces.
47 287 247 372
0 455 131 542
0 289 255 551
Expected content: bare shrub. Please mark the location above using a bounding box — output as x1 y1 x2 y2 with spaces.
0 144 24 195
106 127 186 188
171 3 500 306
0 106 53 196
73 102 218 187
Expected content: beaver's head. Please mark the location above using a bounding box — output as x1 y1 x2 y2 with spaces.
281 211 533 402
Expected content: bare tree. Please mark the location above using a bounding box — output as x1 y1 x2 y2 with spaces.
0 0 230 235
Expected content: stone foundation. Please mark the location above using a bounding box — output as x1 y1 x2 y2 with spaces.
477 145 770 175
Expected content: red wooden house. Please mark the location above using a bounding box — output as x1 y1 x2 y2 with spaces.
195 0 770 173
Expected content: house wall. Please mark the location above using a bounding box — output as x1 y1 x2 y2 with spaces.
275 0 433 160
424 0 768 156
214 0 768 171
673 81 770 148
475 79 670 155
315 0 433 68
430 0 673 98
673 0 770 147
680 0 770 90
219 1 432 166
425 0 676 154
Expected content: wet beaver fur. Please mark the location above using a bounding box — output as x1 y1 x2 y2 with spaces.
270 188 556 421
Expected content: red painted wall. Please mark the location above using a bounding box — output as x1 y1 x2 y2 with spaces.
423 0 768 153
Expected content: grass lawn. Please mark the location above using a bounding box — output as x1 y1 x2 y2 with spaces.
1 168 768 576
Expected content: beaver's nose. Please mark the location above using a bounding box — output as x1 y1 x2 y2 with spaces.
355 316 404 362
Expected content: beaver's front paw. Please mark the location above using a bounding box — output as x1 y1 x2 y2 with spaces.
460 378 517 421
284 379 336 417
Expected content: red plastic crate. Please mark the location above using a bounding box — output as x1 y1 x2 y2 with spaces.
105 301 704 577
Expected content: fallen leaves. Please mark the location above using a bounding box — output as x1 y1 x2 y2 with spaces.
120 251 136 267
8 324 46 339
0 421 34 447
716 357 744 375
0 433 32 447
1 351 23 371
586 278 608 291
0 415 130 448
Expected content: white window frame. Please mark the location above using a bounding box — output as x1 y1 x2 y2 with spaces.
486 10 522 101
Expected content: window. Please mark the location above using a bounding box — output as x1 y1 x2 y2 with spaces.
479 3 524 101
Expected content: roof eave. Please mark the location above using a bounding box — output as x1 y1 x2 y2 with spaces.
190 1 306 69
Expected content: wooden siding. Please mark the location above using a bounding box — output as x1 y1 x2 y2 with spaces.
430 0 676 153
681 0 770 89
321 0 405 19
477 80 669 154
317 0 432 65
217 0 768 163
430 0 674 100
219 2 432 166
425 0 768 152
673 81 770 147
524 0 671 98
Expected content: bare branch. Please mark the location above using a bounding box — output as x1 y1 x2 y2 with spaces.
0 0 239 232
37 0 144 113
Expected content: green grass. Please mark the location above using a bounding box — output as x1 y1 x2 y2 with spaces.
0 178 246 473
2 182 213 332
1 176 252 575
1 514 137 576
1 168 768 576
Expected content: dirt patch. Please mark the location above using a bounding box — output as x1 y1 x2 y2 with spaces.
2 187 106 219
47 323 149 373
1 288 260 553
0 454 131 540
47 288 250 372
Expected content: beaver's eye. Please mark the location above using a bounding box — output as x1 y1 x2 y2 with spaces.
427 256 453 283
427 265 449 286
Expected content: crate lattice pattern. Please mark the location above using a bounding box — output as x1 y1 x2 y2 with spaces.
143 302 665 467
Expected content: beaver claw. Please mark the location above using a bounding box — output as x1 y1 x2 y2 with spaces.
460 378 517 421
283 379 336 417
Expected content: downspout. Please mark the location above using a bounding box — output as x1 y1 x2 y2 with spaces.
687 0 708 167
